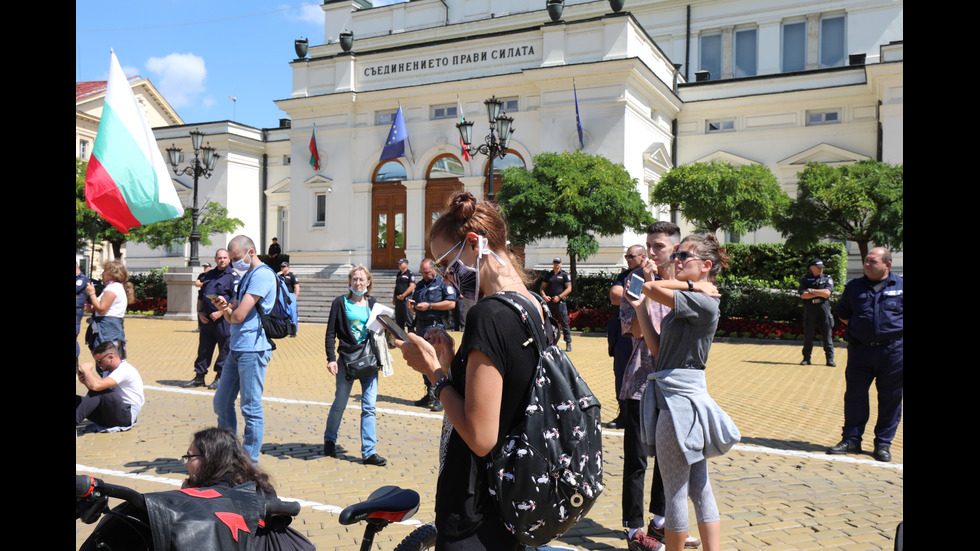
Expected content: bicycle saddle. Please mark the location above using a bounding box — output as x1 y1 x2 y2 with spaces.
339 486 420 525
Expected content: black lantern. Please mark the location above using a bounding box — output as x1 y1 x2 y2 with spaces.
456 96 517 202
166 129 220 267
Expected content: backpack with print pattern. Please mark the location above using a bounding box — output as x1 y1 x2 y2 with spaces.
484 291 604 546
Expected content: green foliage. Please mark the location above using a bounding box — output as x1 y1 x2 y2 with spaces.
651 161 790 235
497 151 653 277
776 160 903 259
127 202 244 250
129 267 170 299
719 242 847 291
560 270 618 310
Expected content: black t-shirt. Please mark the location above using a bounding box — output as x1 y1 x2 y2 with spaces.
434 295 540 540
394 269 415 296
543 269 571 298
279 272 299 293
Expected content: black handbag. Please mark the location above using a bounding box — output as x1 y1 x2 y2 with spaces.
338 333 380 381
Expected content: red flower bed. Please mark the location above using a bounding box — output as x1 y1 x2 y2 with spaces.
568 307 617 331
128 297 168 314
717 317 846 339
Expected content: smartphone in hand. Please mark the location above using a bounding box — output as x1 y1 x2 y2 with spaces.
377 314 409 341
626 272 645 300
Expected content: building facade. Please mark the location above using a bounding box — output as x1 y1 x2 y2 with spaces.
124 0 901 274
273 0 902 274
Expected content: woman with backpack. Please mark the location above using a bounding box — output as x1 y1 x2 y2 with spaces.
629 234 740 551
394 191 540 551
323 265 386 467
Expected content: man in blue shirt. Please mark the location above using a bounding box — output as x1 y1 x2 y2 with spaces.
828 248 903 462
212 235 277 464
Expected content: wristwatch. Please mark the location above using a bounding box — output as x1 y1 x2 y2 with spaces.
688 280 694 292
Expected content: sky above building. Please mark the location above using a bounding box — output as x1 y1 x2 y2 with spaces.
76 0 405 129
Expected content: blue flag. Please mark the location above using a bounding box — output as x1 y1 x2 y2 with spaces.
574 83 585 150
380 107 408 161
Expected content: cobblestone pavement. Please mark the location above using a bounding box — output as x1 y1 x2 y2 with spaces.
76 318 902 550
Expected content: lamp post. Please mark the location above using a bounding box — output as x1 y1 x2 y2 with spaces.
166 130 220 267
456 96 515 202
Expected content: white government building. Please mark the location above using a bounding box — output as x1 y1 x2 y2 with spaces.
82 0 903 279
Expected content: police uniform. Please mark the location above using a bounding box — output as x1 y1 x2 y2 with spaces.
799 266 835 364
393 267 416 330
834 271 903 451
76 269 90 363
193 267 240 380
411 274 454 336
542 267 572 346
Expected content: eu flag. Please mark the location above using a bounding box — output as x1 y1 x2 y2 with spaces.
380 107 408 161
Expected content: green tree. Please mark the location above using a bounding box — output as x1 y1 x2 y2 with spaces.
775 160 903 260
495 151 653 280
651 160 790 237
76 158 244 259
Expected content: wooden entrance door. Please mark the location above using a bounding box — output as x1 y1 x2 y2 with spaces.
371 183 407 270
424 179 463 260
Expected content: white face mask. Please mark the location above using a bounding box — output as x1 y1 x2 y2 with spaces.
437 236 505 309
232 252 251 271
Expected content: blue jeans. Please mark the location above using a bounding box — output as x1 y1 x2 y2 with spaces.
213 349 271 463
323 370 378 458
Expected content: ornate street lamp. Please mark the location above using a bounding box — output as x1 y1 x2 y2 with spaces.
456 96 516 202
166 129 220 267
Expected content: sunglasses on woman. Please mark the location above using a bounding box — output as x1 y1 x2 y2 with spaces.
671 250 708 263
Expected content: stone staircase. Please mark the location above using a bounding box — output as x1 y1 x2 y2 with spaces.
292 270 398 325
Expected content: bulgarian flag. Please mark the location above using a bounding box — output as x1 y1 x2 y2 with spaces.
458 97 470 161
309 126 321 171
85 50 183 234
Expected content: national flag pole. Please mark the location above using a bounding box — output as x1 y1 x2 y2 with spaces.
309 124 321 171
574 79 585 151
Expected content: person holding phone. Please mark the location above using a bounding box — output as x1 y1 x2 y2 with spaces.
629 234 740 551
394 191 540 551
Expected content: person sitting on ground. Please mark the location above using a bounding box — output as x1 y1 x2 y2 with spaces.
181 427 315 551
76 340 145 431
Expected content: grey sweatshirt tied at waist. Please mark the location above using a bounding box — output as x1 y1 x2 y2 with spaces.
640 367 741 465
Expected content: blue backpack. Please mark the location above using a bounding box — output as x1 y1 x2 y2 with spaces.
242 264 295 349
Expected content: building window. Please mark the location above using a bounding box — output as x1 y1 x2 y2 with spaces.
733 28 757 78
706 119 735 133
313 192 326 226
806 109 841 126
820 15 846 68
699 32 722 81
79 140 89 160
782 20 806 72
431 104 458 120
499 97 519 113
376 110 398 126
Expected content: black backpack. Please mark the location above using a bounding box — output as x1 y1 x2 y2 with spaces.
241 264 295 349
484 291 604 546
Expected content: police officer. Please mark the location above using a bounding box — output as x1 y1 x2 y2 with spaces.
827 248 903 462
183 249 239 389
76 261 91 367
799 259 836 366
540 257 573 352
392 258 416 333
409 258 456 411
